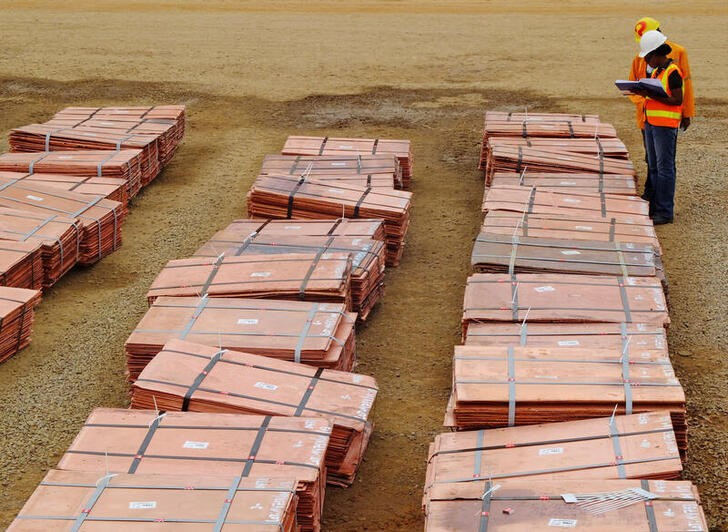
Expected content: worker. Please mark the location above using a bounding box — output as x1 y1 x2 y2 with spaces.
629 17 693 208
631 30 684 224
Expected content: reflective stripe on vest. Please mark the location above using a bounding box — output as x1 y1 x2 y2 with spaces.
645 63 682 128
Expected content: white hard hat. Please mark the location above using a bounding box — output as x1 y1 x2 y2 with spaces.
639 30 667 57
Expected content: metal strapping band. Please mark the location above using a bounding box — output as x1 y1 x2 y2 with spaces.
213 476 244 531
507 345 516 426
478 480 493 532
299 242 331 299
521 123 527 138
179 296 210 339
525 140 532 147
519 322 528 345
473 430 485 478
243 416 272 476
622 353 633 415
182 349 225 411
581 114 586 122
128 416 164 472
356 155 362 173
327 218 343 235
617 278 633 323
291 155 301 173
598 151 605 179
600 192 607 217
371 138 379 154
96 151 118 177
366 174 372 186
641 479 659 532
508 235 519 275
286 176 306 218
318 137 329 156
232 232 257 256
608 218 616 242
353 186 372 218
567 121 574 138
294 303 319 363
509 278 519 321
200 254 225 295
599 167 605 193
115 134 135 151
609 417 627 479
526 188 536 214
516 147 523 173
70 474 113 531
620 322 630 356
614 241 630 279
28 153 50 174
522 213 529 237
294 368 324 416
595 137 604 157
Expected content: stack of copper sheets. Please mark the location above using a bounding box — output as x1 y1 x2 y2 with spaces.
471 232 664 286
462 273 669 335
10 470 299 531
0 149 144 198
281 136 413 189
261 154 402 189
125 297 357 379
0 207 81 287
425 412 683 498
482 185 649 220
8 124 161 185
482 211 661 250
0 177 125 265
486 137 630 159
147 253 353 308
424 479 708 531
131 339 378 486
0 241 43 290
2 170 128 207
247 174 411 266
0 286 41 363
446 345 687 451
56 408 329 531
490 170 638 195
193 234 386 320
464 322 668 353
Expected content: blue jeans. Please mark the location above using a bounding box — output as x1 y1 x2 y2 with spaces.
644 122 678 220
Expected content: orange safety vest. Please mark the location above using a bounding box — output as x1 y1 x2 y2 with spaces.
645 63 683 128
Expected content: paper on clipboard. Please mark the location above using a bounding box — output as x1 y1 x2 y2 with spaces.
615 78 668 98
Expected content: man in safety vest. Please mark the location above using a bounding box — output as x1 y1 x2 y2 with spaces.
631 30 684 224
629 17 693 212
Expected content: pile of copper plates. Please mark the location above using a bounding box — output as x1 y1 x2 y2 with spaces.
490 170 638 195
0 149 144 198
0 286 41 363
425 412 683 494
9 469 299 531
247 174 411 266
281 136 413 189
56 408 328 531
0 207 81 287
261 154 402 189
7 171 128 206
482 185 650 220
0 241 43 289
193 233 386 320
125 297 357 379
446 345 687 450
147 253 353 308
424 479 708 531
131 339 378 486
0 177 125 265
462 273 669 333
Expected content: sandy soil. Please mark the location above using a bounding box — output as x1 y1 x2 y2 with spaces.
0 1 726 530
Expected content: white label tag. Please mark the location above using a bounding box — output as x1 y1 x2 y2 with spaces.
237 318 258 325
129 502 157 510
254 382 278 391
548 519 577 528
562 198 581 204
283 225 302 230
557 340 580 347
539 447 564 456
559 181 577 185
57 155 74 159
250 272 271 277
575 225 593 231
560 250 581 255
534 286 555 293
183 441 209 449
327 188 345 194
337 145 353 149
331 162 346 166
26 195 44 201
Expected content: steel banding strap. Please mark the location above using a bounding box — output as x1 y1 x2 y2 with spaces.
214 476 263 531
182 349 225 411
356 155 362 174
199 254 226 295
353 186 372 218
70 194 105 219
0 178 21 193
96 151 119 177
609 217 616 242
641 479 659 532
622 349 634 415
507 346 517 426
519 322 528 346
600 192 607 217
518 171 525 185
45 128 70 151
509 278 519 321
473 430 485 478
581 114 586 122
508 235 519 275
479 480 493 532
526 188 536 214
179 296 211 339
286 176 306 218
521 123 527 138
525 139 532 148
516 146 523 173
366 173 372 186
299 238 333 299
522 213 529 237
28 152 51 174
598 168 605 194
291 155 301 173
609 416 627 479
70 474 114 531
294 367 325 416
128 415 164 473
620 322 630 356
326 218 343 235
232 232 257 256
115 134 135 151
617 278 633 323
294 303 319 363
371 138 379 155
567 121 574 138
614 241 630 279
243 416 272 477
318 137 329 156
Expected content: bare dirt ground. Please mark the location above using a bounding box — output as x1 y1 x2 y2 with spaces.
0 1 726 530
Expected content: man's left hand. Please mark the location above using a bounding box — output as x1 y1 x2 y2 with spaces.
680 117 691 131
